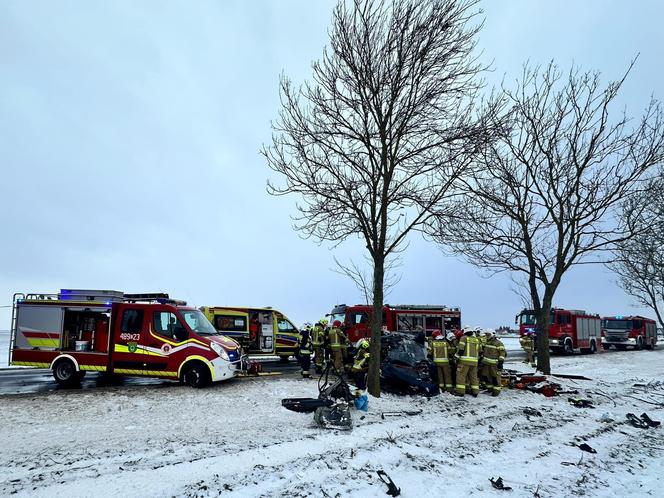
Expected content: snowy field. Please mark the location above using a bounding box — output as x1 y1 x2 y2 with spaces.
1 348 664 497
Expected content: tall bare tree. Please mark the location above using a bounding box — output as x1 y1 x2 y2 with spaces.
332 255 403 306
610 174 664 329
428 62 664 374
263 0 495 395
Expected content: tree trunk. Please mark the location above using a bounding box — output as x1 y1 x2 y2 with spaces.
367 255 384 397
536 293 553 375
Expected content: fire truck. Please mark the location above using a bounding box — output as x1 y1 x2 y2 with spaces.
328 304 461 343
517 308 601 354
201 306 299 361
9 289 242 388
601 315 657 350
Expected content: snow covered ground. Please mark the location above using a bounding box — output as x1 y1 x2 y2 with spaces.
1 348 664 497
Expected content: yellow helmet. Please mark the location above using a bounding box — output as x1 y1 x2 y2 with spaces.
320 318 328 326
358 339 370 349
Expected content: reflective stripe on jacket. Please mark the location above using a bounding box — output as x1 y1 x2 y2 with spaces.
329 327 345 350
311 326 324 346
297 334 312 355
520 336 534 351
483 339 506 364
456 336 481 364
432 339 451 364
352 351 370 372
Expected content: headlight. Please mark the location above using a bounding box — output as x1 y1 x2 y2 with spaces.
211 342 229 360
550 339 559 345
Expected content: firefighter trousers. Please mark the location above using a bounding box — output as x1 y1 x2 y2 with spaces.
486 364 501 395
300 354 311 378
524 350 536 367
331 349 344 372
435 363 453 393
313 346 324 369
456 362 479 396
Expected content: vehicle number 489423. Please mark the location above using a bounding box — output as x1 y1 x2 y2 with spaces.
120 333 141 341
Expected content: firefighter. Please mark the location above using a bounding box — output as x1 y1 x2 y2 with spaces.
328 320 346 372
312 319 326 374
455 327 482 397
341 324 352 372
351 338 371 390
297 324 313 378
520 331 536 368
477 327 489 388
430 329 453 394
482 328 506 396
447 331 458 390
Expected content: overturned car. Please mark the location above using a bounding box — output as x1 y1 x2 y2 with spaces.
380 332 438 395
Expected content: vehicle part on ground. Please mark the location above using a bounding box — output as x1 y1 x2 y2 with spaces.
314 402 352 430
380 410 423 420
380 333 438 395
578 443 597 454
489 477 512 491
377 470 401 497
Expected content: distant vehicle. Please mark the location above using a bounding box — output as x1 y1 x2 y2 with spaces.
9 289 242 387
328 304 461 343
200 306 299 361
517 308 601 355
601 315 657 350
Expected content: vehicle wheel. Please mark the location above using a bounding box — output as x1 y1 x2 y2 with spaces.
635 337 644 351
279 355 291 363
590 341 597 354
53 359 79 387
564 339 574 355
183 363 210 388
601 343 610 351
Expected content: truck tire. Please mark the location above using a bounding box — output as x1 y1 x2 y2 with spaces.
635 337 644 351
182 363 210 388
564 339 574 355
52 358 80 387
590 340 597 354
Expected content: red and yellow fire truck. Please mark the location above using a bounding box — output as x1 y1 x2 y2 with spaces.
200 306 299 361
517 308 601 354
601 315 657 350
9 289 242 387
328 303 461 343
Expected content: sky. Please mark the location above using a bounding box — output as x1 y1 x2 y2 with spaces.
1 0 663 329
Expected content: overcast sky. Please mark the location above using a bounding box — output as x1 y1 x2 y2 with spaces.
1 0 662 329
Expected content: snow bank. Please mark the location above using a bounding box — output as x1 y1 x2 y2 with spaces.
1 349 663 497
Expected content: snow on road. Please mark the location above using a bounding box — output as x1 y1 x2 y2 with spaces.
1 349 664 497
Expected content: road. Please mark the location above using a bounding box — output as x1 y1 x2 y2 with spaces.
0 352 528 396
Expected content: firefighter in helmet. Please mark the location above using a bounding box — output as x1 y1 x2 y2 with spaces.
430 329 453 394
297 323 313 378
328 320 347 372
351 338 371 390
455 327 482 397
481 328 506 396
312 319 326 374
520 330 536 368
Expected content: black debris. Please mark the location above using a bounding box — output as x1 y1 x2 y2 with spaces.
377 470 401 497
578 443 597 454
489 477 512 491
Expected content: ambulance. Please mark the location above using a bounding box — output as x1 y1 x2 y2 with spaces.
201 306 300 361
9 289 242 387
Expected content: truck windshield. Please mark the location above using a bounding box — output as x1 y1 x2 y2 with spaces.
180 310 219 336
328 312 346 325
605 320 633 330
520 314 537 325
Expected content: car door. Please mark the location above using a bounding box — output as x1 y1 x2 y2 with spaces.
142 307 189 377
111 305 146 374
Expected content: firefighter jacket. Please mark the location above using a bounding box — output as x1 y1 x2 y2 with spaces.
311 325 325 347
297 333 312 356
520 335 534 352
328 327 346 350
352 350 370 372
482 337 506 365
479 335 488 348
431 339 452 364
456 335 482 365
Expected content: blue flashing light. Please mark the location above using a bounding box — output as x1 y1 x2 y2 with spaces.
105 301 111 306
17 299 23 303
615 315 624 319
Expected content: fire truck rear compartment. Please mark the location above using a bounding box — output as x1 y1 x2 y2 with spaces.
61 309 110 353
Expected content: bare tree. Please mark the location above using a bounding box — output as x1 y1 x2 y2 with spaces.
610 175 664 329
428 61 664 374
332 254 403 305
263 0 496 395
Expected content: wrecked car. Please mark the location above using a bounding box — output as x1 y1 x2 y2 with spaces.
380 332 438 395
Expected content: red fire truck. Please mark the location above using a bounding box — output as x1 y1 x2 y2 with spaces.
517 308 601 354
328 303 461 343
601 315 657 350
9 289 242 388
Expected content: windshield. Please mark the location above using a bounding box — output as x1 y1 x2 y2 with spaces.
604 320 633 330
180 310 219 336
385 337 427 364
520 313 537 325
328 312 346 325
